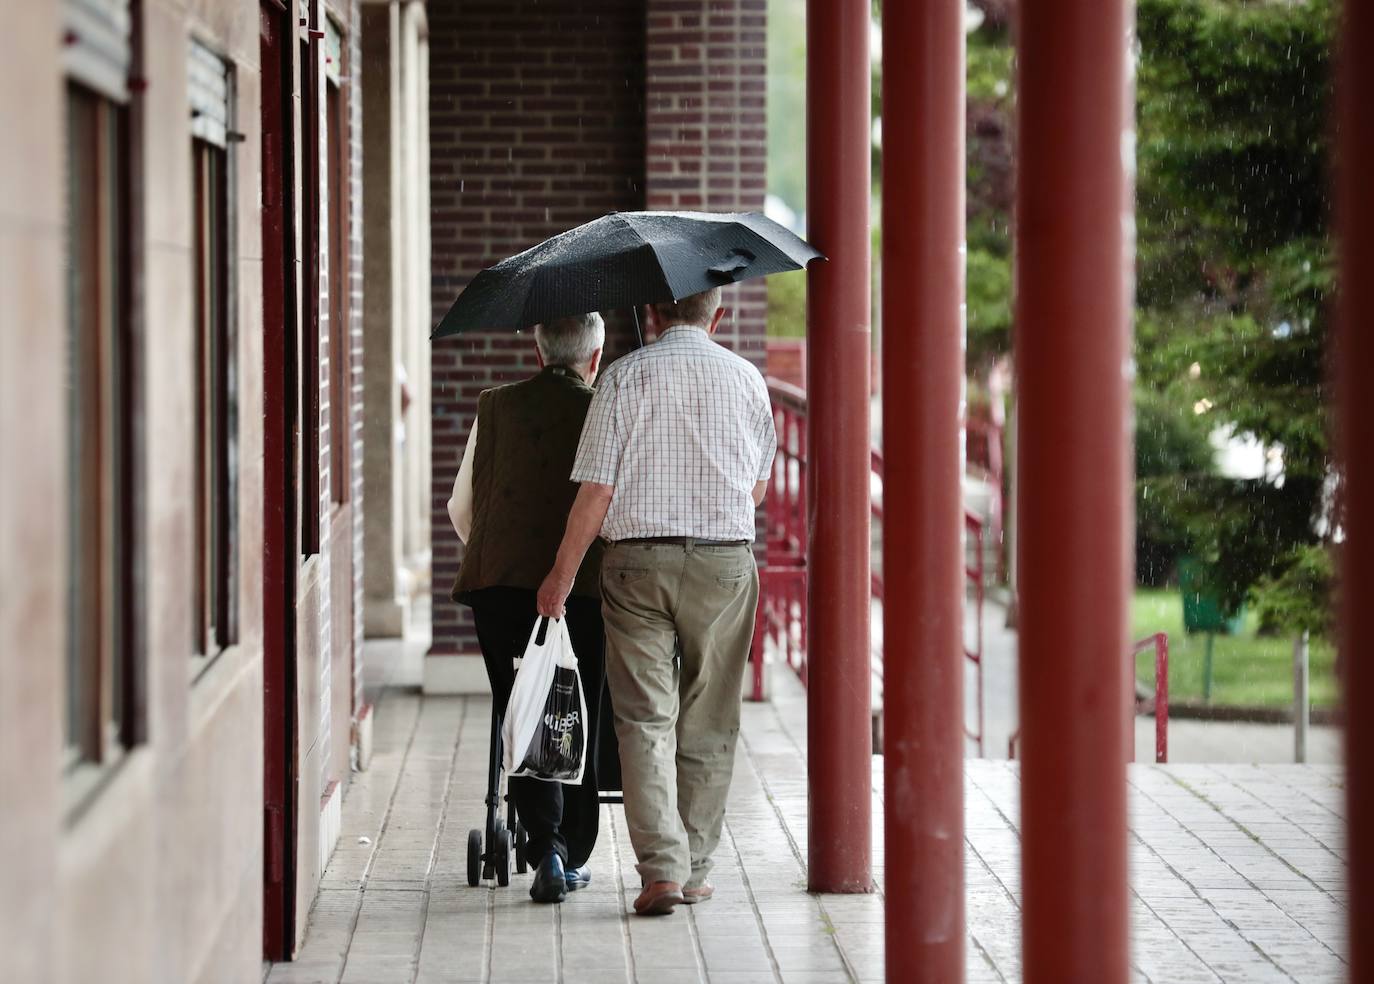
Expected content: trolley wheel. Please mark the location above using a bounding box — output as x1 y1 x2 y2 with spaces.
514 822 529 874
466 828 482 887
495 828 513 887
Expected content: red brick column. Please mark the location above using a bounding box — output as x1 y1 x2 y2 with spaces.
428 2 770 662
427 2 648 659
644 0 769 372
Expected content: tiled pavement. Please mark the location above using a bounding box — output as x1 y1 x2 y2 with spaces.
266 672 1348 984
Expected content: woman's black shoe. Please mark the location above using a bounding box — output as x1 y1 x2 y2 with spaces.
564 865 592 891
530 852 568 903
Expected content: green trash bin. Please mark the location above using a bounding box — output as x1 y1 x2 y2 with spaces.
1178 557 1244 635
1177 556 1244 701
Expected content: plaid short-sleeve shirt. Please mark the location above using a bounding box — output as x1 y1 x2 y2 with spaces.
571 325 777 542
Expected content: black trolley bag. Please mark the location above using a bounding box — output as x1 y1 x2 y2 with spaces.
466 618 622 887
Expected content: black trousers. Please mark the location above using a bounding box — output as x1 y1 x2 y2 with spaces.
468 587 606 868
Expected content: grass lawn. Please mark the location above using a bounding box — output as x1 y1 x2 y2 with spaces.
1131 588 1337 709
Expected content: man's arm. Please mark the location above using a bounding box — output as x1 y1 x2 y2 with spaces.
752 480 768 506
446 420 479 542
537 482 615 617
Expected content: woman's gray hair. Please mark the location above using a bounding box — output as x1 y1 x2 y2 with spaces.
534 312 605 368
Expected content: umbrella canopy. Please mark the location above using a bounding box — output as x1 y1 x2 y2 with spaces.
431 210 822 339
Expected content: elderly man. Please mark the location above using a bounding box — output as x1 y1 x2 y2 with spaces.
537 287 776 916
448 313 607 905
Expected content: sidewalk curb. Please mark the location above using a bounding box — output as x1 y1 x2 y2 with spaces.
1159 700 1341 727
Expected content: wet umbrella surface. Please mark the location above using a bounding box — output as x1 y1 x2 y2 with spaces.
430 210 823 339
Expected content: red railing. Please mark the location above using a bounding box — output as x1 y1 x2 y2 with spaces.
751 379 809 695
1135 632 1170 764
1007 632 1170 763
749 379 987 756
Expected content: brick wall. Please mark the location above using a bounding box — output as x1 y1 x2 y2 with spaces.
644 0 770 546
645 0 768 374
428 0 648 655
428 0 769 656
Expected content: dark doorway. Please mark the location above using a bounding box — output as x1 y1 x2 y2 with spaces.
259 0 299 960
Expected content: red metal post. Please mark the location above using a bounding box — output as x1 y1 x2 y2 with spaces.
1155 635 1168 765
881 0 965 973
1337 4 1374 979
1015 0 1133 980
806 0 872 893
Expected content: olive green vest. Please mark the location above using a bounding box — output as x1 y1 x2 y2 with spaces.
452 366 604 603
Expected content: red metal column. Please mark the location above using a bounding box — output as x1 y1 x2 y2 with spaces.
881 0 965 976
1015 1 1132 981
806 0 872 893
1337 4 1374 980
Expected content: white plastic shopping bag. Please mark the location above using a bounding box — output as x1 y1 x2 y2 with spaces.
501 616 588 785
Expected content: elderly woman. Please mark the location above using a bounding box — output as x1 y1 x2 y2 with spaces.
447 312 607 904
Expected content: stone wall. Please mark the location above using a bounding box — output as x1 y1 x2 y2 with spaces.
0 0 372 974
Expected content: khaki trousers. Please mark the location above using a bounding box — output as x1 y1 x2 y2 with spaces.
600 540 759 887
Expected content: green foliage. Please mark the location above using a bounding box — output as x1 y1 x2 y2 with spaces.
966 247 1011 368
766 0 1337 638
768 2 1017 362
1145 473 1321 613
964 26 1015 363
1136 389 1216 480
1253 543 1334 637
967 38 1013 103
1134 0 1335 634
767 0 807 214
1136 0 1334 305
767 269 807 339
1139 308 1328 477
1135 388 1216 585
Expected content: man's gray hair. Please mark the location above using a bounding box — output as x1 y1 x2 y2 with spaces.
534 312 605 367
651 287 722 328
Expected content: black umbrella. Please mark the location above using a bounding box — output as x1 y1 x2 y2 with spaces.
430 210 822 341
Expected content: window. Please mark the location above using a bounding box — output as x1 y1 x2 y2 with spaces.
299 6 321 553
325 18 350 504
190 41 237 660
63 0 139 765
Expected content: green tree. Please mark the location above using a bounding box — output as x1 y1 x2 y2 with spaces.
965 21 1015 368
868 5 1016 362
766 0 807 216
1135 386 1217 586
767 269 807 339
1134 0 1336 628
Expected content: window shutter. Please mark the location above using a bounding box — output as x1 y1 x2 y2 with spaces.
63 0 131 102
188 41 231 149
324 17 343 85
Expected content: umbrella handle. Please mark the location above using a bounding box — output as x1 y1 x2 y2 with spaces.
631 306 645 348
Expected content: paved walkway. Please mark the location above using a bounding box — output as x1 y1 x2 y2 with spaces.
267 668 1347 984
